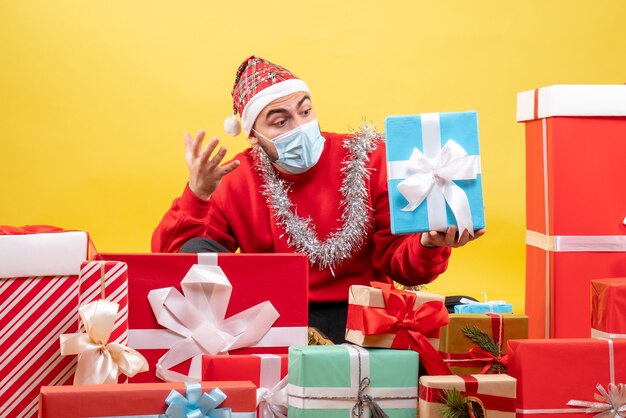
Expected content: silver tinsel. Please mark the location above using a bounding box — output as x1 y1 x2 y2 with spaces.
254 121 383 271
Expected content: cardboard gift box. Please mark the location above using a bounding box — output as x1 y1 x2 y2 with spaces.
385 111 485 235
95 253 309 382
517 85 626 338
591 278 626 339
39 380 257 417
419 374 516 418
288 345 418 418
202 354 288 417
345 282 450 375
439 313 527 375
0 226 90 418
508 338 626 416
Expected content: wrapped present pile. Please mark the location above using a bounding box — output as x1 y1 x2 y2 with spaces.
2 84 626 418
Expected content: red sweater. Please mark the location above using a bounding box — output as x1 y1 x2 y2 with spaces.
152 132 451 302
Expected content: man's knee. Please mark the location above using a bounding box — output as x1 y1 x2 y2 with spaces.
179 237 230 253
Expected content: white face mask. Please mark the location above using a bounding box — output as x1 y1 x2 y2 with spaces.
253 119 326 174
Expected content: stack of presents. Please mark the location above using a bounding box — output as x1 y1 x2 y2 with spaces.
1 84 625 418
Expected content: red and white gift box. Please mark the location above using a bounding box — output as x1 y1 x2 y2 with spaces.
203 354 288 418
0 226 89 418
517 85 626 338
78 261 129 346
95 253 309 383
508 338 626 417
591 278 626 339
57 261 134 385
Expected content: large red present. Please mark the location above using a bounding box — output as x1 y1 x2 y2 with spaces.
95 253 309 382
39 380 257 417
203 354 288 418
345 281 450 375
591 278 626 339
517 85 626 338
508 338 626 417
0 226 89 418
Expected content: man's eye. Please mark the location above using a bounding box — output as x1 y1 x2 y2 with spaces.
302 109 311 116
275 120 287 127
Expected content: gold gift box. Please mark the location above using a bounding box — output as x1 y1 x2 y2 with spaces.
439 314 528 375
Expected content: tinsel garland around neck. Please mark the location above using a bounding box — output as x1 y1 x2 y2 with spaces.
253 122 383 271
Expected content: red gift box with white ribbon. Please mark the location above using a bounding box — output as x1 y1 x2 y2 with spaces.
95 253 309 383
508 338 626 416
517 85 626 338
202 353 288 418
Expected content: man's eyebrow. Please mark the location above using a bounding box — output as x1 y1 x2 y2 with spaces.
265 108 289 120
297 95 311 108
264 95 312 121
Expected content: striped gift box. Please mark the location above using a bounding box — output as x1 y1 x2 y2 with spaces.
0 230 89 418
78 261 129 347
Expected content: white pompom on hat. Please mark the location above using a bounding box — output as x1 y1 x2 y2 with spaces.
225 56 310 137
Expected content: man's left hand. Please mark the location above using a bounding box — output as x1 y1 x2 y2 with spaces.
420 226 486 248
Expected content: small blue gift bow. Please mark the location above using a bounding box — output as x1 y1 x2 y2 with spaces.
165 382 230 418
96 382 255 418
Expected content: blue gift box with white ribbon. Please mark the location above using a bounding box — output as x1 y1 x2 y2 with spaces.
385 111 485 235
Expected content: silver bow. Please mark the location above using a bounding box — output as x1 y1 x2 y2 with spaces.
257 376 289 418
567 384 626 417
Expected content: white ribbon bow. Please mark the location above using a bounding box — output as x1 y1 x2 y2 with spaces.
60 300 149 385
459 291 508 307
148 263 280 382
396 139 480 235
257 376 289 418
567 383 626 417
459 298 508 306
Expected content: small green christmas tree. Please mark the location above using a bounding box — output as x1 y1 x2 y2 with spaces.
461 325 508 374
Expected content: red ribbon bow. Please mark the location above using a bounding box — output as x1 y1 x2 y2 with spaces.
467 347 509 374
360 282 451 375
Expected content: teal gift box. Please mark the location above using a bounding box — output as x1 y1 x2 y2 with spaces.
454 303 513 314
385 111 485 235
287 345 418 418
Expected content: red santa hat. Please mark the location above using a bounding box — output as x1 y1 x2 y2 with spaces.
224 56 311 137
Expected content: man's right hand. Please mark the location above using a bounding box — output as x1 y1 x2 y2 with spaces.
184 130 240 200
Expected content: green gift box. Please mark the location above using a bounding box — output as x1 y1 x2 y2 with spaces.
287 345 418 418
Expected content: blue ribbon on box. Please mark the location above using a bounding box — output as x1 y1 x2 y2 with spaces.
97 382 255 418
165 383 230 418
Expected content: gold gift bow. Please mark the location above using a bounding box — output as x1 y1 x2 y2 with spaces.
60 262 148 385
566 384 626 417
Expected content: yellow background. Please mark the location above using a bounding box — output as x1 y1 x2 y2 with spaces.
2 1 625 312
